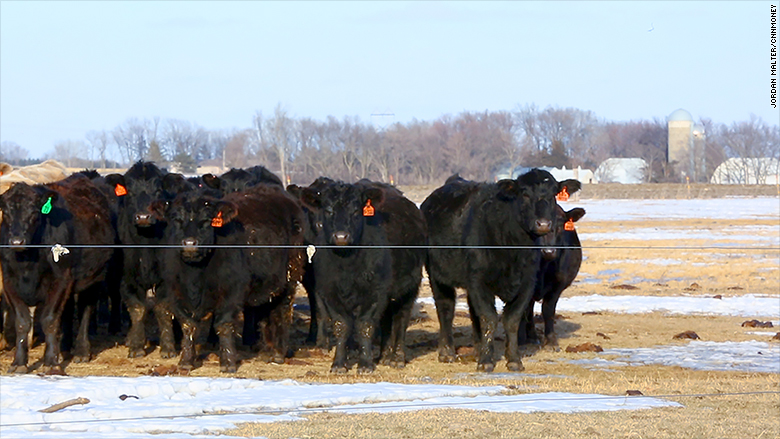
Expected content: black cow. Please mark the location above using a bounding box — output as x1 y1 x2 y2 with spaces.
299 181 394 373
202 165 283 196
287 176 335 348
421 170 580 372
0 175 113 372
104 161 191 358
150 182 305 372
521 206 585 350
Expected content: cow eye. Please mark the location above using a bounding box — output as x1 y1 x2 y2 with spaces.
315 221 323 230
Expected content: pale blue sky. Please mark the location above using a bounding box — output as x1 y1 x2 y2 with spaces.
1 1 776 158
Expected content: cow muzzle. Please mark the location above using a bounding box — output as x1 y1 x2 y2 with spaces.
332 231 350 246
534 219 552 235
134 213 155 227
8 237 26 250
541 247 557 260
181 238 198 252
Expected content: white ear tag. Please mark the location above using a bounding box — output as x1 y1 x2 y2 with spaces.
306 245 316 263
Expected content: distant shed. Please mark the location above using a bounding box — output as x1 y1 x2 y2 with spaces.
710 158 780 185
594 158 648 184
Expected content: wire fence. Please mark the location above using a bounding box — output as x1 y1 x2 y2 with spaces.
0 244 778 251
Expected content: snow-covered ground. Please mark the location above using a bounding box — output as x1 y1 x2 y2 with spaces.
0 376 682 439
417 294 780 318
561 197 779 222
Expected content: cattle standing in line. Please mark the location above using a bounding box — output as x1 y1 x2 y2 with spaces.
421 170 581 372
104 161 192 359
0 175 113 372
150 181 305 372
299 181 394 373
521 206 585 350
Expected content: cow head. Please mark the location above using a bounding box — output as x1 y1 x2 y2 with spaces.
105 162 191 230
512 169 582 237
537 206 586 260
151 191 238 263
299 181 383 249
0 183 60 250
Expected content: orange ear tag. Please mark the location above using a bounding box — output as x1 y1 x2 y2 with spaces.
556 187 569 202
211 211 224 228
363 199 375 217
114 184 127 197
564 218 575 231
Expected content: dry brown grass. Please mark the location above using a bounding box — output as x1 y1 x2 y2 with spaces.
1 186 778 438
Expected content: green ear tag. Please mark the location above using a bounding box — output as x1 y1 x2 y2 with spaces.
41 197 52 215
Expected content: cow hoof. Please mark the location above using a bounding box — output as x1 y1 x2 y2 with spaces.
42 365 66 375
71 353 91 364
220 363 238 373
127 348 145 359
178 362 194 372
159 349 178 359
357 365 376 374
506 361 524 372
438 353 455 363
8 364 28 374
269 354 285 364
330 365 348 374
476 363 495 373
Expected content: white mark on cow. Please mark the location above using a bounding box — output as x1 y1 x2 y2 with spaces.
307 245 316 263
50 244 69 262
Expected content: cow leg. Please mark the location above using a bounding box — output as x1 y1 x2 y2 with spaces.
467 288 498 372
501 297 528 372
430 279 457 363
153 303 176 359
178 320 198 370
381 294 415 368
124 286 147 358
264 285 294 364
0 301 13 350
71 296 94 363
518 300 539 347
355 316 377 374
541 294 561 351
215 313 238 373
9 304 33 373
329 316 351 374
40 282 72 373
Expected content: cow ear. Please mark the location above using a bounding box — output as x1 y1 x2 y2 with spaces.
362 187 384 206
559 179 581 195
163 173 189 194
496 179 520 201
286 184 302 198
566 207 586 223
300 187 321 210
215 201 238 225
105 174 126 196
202 174 221 190
36 188 59 213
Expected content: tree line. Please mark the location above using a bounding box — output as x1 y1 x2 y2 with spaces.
1 104 777 185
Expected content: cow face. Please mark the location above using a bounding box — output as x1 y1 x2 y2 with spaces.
537 206 586 260
300 182 383 248
514 169 582 237
0 183 59 250
151 192 237 262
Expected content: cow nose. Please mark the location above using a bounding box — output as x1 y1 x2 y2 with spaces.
134 213 153 227
9 237 26 248
541 248 557 260
181 238 198 250
333 231 350 246
535 219 551 235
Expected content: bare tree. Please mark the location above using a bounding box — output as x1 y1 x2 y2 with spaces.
0 141 30 163
85 130 110 168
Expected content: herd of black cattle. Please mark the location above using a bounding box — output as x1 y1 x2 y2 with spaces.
0 161 586 374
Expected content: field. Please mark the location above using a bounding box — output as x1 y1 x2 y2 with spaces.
1 185 778 438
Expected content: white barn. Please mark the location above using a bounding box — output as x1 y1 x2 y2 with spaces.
594 158 648 184
710 158 780 184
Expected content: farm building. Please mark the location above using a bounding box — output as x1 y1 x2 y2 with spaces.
594 158 648 184
710 157 780 184
667 108 706 182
